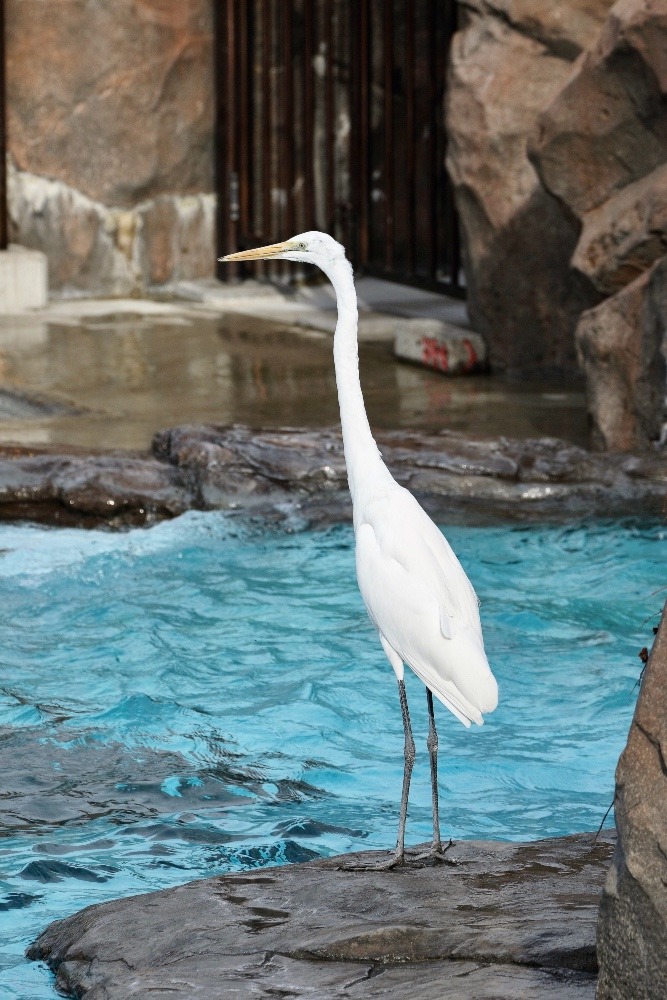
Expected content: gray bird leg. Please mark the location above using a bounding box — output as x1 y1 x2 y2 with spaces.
394 677 416 861
340 676 415 871
414 688 455 864
426 688 442 852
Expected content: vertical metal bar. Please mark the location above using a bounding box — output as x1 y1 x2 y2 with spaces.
282 1 295 236
214 0 239 278
426 0 438 282
383 0 394 270
324 1 335 234
303 0 315 228
405 0 415 277
261 0 272 242
238 2 251 243
352 0 370 267
0 0 6 251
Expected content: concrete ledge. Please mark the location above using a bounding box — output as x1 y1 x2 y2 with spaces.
0 244 47 312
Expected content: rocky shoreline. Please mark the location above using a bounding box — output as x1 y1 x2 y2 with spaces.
29 832 613 1000
0 424 664 529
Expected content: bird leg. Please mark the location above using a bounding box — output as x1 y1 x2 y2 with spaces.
413 689 456 865
340 677 415 871
426 688 442 852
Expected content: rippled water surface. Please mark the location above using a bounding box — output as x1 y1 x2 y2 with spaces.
0 513 663 997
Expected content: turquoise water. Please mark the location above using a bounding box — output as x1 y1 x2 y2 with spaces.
0 512 663 998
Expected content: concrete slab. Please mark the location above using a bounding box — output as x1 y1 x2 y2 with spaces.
0 245 47 313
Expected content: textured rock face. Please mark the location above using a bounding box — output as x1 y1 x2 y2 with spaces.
6 0 214 207
532 0 667 220
8 163 216 296
445 0 612 374
576 257 667 450
572 163 667 295
0 425 665 529
597 604 667 1000
525 0 667 448
28 833 612 999
5 0 215 294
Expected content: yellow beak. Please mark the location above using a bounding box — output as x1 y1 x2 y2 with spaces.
219 240 298 262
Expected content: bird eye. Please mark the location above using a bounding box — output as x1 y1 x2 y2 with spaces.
299 242 307 250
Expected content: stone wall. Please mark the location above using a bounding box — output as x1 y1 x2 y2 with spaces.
448 0 667 448
5 0 215 296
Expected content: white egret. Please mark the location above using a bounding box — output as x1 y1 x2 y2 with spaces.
221 233 498 868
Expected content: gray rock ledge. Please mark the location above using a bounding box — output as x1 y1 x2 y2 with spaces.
28 832 613 999
0 425 664 528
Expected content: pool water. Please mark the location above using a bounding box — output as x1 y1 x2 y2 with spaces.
0 512 663 998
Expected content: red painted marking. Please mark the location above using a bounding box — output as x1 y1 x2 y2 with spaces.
421 336 449 372
462 338 478 372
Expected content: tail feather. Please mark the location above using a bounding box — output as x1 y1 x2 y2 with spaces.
408 658 484 728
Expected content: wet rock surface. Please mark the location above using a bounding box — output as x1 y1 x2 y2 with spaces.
0 425 665 529
597 603 667 999
29 832 612 999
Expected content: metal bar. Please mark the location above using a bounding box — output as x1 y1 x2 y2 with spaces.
282 2 295 234
303 0 315 228
405 0 415 276
323 1 335 234
0 0 6 251
426 0 438 281
214 0 239 278
261 0 272 242
352 0 370 267
383 0 394 270
238 1 251 242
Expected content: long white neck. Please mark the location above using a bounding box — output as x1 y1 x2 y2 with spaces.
323 257 394 507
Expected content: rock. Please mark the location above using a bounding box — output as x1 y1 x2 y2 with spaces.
28 832 612 999
5 0 215 295
136 194 215 288
572 162 667 295
0 426 665 528
393 321 488 375
532 0 667 219
0 448 192 527
445 0 611 374
597 602 667 999
575 256 667 451
7 163 136 296
471 0 617 59
6 0 214 208
7 162 216 296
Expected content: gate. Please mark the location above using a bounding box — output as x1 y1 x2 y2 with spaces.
215 0 461 292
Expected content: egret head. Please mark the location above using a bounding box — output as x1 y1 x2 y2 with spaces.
219 231 346 270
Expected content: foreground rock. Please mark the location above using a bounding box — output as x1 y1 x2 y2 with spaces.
29 832 612 999
597 603 667 999
0 425 665 528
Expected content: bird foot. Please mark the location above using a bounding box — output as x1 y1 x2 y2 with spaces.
412 839 456 866
338 851 405 872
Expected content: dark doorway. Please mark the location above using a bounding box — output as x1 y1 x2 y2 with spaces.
215 0 460 292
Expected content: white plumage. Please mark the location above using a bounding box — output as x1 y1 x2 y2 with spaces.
221 231 498 867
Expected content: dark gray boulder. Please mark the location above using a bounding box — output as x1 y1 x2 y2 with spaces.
28 833 613 999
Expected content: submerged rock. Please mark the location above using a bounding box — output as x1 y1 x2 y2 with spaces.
28 832 612 999
597 602 667 999
0 425 665 529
